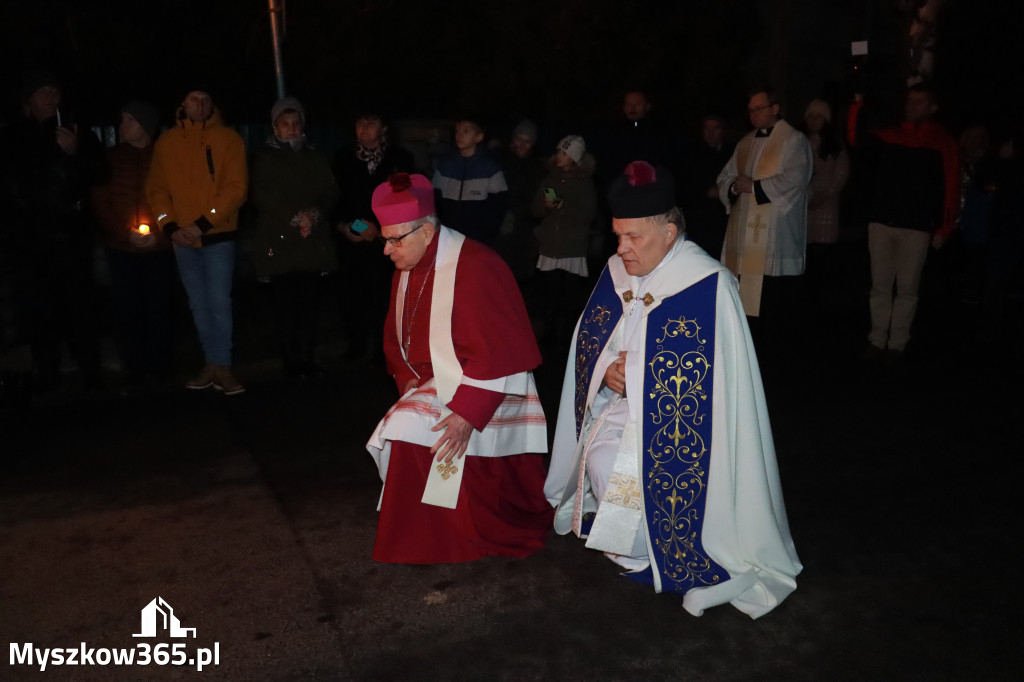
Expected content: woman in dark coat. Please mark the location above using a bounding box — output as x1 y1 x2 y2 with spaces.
251 98 339 377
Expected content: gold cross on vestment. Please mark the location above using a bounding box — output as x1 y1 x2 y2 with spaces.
747 213 767 244
436 460 459 480
622 290 655 306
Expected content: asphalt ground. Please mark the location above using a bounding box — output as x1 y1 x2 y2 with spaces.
2 242 1022 681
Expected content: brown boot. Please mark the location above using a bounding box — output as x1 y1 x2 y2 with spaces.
185 364 216 390
213 365 245 396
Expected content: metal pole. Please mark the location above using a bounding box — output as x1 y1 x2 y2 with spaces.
268 0 286 99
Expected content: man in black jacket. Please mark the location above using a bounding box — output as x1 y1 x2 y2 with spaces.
332 109 415 362
0 70 105 393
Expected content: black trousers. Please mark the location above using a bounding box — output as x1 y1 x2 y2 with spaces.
106 247 175 380
269 271 323 371
27 243 101 387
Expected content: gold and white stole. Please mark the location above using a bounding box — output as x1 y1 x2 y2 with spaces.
421 226 467 508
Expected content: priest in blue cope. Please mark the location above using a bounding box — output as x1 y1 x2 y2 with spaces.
544 161 802 618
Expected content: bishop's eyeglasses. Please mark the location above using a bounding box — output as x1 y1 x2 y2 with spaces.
379 223 425 247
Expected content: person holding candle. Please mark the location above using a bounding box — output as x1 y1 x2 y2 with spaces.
92 100 175 389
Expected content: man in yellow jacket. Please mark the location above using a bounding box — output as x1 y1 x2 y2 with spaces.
147 88 247 394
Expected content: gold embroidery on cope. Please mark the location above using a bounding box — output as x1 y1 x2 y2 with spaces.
645 317 720 586
575 305 613 426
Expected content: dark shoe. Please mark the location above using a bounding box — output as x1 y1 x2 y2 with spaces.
580 512 596 538
185 364 216 390
860 344 885 362
882 348 905 366
212 366 245 395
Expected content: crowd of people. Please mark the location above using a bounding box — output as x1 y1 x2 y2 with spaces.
1 68 1021 618
2 74 1020 403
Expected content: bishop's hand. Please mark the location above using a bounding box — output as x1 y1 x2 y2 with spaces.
430 412 473 464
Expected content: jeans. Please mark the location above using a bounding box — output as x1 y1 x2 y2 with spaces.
174 242 235 366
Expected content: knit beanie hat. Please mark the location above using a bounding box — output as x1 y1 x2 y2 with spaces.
513 119 538 143
121 100 160 138
372 173 435 227
180 81 217 104
804 99 832 123
21 69 60 100
608 161 676 219
271 96 305 126
557 135 586 164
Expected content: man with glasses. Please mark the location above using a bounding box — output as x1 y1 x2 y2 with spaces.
716 88 813 329
364 173 552 564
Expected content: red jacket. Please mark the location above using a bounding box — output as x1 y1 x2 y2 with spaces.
848 100 960 237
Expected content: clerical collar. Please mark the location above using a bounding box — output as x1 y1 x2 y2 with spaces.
755 126 774 138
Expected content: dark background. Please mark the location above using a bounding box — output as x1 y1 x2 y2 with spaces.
1 0 1022 136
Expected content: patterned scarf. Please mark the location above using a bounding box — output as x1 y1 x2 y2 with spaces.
355 134 389 175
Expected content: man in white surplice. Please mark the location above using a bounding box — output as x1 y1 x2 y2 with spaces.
716 88 813 318
545 161 801 618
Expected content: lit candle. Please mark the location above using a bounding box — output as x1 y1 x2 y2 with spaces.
138 224 150 235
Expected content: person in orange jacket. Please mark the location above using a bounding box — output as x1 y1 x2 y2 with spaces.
147 86 247 394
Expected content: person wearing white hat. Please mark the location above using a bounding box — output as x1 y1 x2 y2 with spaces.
530 135 597 346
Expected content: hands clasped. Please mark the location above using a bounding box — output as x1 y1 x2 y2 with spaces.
604 351 627 396
733 175 755 194
171 223 203 246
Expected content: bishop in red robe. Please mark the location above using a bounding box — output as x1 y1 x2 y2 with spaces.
365 173 553 563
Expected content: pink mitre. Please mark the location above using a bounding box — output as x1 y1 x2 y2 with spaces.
372 173 435 227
